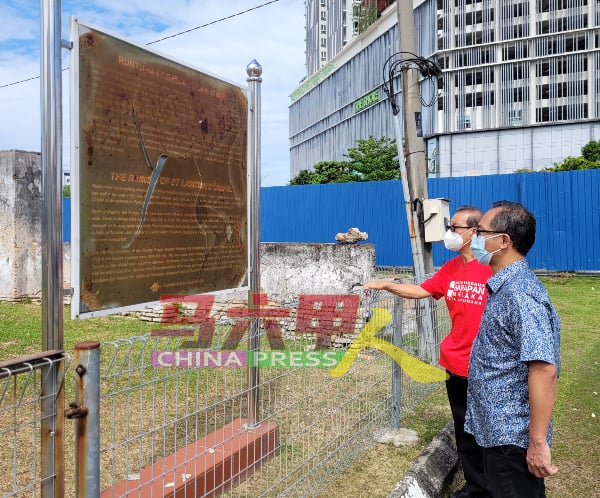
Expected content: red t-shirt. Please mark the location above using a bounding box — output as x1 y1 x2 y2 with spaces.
420 257 492 377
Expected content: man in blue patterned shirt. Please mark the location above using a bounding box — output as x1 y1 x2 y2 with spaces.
465 201 561 497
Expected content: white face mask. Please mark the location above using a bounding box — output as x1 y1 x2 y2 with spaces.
443 229 465 251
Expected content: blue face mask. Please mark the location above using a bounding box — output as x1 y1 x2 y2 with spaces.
471 234 502 265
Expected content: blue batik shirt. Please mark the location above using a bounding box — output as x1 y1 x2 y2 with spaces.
465 258 561 448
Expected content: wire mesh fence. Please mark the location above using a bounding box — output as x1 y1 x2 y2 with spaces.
97 333 250 496
0 352 68 498
95 273 450 497
1 269 451 497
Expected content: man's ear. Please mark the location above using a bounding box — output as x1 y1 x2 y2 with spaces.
501 233 512 248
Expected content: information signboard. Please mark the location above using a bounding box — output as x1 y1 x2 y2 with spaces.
70 19 248 318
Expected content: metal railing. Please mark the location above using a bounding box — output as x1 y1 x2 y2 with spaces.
1 276 450 497
0 351 68 498
88 283 449 496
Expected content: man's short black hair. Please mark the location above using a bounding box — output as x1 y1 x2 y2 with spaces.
455 205 484 228
490 200 536 256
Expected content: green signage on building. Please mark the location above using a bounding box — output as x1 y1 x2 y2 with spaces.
354 90 380 113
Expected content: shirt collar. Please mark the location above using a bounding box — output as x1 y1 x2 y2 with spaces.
486 258 529 294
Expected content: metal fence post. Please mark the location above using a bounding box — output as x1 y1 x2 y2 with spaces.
69 342 101 498
391 295 403 428
246 60 262 428
40 358 66 498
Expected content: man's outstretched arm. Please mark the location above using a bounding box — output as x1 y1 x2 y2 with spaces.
364 281 432 300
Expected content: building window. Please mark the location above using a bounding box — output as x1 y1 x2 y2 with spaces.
320 24 327 34
565 33 588 52
321 0 326 6
537 0 588 13
456 114 472 129
503 43 528 60
535 58 588 77
509 109 523 126
321 50 327 62
513 87 525 102
536 81 588 99
321 11 327 21
321 37 327 47
536 104 588 122
513 64 526 80
501 87 525 103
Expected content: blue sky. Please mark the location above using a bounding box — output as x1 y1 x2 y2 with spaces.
0 0 305 186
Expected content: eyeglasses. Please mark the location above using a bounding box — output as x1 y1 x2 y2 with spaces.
475 228 504 236
446 224 471 232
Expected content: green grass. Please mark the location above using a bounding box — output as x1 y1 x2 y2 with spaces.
1 275 599 497
318 386 452 498
0 303 163 360
318 275 600 497
540 275 600 498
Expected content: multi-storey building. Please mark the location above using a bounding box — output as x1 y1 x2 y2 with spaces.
304 0 394 77
305 0 346 77
291 0 600 179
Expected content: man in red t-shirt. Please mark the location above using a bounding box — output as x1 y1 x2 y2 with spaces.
366 206 492 498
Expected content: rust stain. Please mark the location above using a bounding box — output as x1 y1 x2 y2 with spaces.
76 25 248 313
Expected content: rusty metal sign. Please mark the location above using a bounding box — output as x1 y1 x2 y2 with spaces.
71 20 248 318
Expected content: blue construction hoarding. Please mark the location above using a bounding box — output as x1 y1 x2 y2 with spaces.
65 169 600 271
261 170 600 271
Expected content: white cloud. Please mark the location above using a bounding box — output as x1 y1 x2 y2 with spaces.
0 5 38 43
0 0 306 186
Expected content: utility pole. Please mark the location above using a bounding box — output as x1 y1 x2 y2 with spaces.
396 0 433 276
387 1 437 365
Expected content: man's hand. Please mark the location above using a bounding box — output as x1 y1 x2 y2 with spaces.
526 440 558 478
363 281 432 299
527 360 558 478
364 281 387 290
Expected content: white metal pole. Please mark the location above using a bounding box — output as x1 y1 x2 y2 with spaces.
40 0 63 351
40 0 65 494
246 60 262 428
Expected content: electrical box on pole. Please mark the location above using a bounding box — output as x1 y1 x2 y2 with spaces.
423 198 450 242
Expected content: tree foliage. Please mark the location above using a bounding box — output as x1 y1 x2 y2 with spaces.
288 169 314 185
353 0 395 34
582 140 600 162
344 137 400 181
354 3 378 35
288 136 400 185
545 140 600 172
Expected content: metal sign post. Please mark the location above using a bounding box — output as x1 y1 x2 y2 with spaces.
246 60 262 428
40 0 65 496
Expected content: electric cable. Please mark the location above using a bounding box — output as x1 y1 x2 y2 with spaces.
382 51 442 114
0 0 281 90
147 0 280 45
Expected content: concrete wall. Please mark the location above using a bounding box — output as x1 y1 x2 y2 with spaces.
433 120 600 176
138 242 377 343
0 148 375 304
0 150 42 301
260 242 375 301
